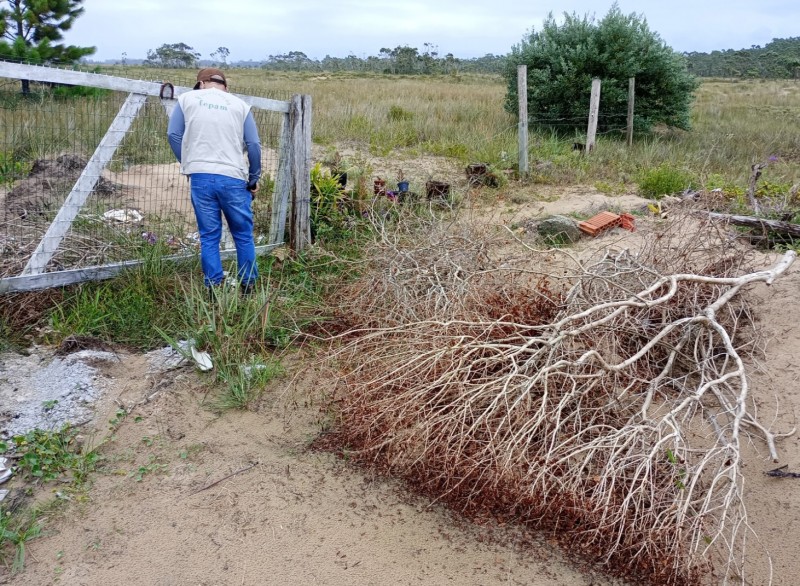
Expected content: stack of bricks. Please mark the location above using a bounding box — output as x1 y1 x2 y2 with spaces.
578 212 636 236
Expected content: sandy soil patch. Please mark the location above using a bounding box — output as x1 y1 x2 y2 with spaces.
2 351 626 586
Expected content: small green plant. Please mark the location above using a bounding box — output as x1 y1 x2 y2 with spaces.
540 231 576 248
594 180 626 195
704 173 743 197
9 425 98 485
0 150 31 187
665 449 687 490
178 443 205 461
108 408 128 430
0 511 43 573
218 358 285 410
638 165 695 199
388 104 413 121
310 162 347 236
130 454 167 482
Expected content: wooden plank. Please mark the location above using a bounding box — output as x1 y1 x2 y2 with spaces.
299 94 312 248
22 92 148 276
290 95 312 252
269 111 293 245
0 244 283 294
517 65 529 177
0 61 290 113
626 77 635 147
586 78 601 152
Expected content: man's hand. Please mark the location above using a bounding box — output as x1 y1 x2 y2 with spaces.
247 181 258 199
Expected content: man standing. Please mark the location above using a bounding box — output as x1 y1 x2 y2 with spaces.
167 68 261 295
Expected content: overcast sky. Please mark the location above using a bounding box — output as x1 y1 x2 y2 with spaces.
67 0 799 62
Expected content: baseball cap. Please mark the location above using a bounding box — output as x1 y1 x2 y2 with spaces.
194 68 227 89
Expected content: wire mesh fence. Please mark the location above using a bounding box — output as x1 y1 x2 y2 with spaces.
0 66 289 283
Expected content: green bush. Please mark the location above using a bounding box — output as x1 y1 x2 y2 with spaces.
505 3 698 134
310 162 347 236
388 105 414 121
638 165 695 199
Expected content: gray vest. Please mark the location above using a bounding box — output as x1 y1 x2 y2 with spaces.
177 88 251 181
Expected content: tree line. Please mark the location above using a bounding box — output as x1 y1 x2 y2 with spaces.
684 37 800 79
141 42 508 75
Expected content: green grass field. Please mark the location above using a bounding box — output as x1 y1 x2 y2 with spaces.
3 69 798 191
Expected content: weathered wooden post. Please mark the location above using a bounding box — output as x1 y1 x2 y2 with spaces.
586 78 601 152
269 111 293 246
517 65 529 177
626 77 635 147
289 94 312 252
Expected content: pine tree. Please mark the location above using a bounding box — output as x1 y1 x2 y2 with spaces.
0 0 96 93
505 3 698 134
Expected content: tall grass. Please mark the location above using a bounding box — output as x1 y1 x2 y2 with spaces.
48 246 196 348
198 70 798 189
5 68 796 192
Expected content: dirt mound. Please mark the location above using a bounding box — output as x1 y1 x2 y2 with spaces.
3 154 118 221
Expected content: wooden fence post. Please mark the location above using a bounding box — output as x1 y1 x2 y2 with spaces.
517 65 529 177
586 78 601 152
289 94 312 252
626 77 635 147
270 111 293 245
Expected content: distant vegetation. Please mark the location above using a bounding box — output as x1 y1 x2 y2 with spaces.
111 42 508 75
685 37 800 78
109 35 800 80
260 46 508 75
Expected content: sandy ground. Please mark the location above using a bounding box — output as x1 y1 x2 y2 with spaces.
2 351 626 586
2 179 800 585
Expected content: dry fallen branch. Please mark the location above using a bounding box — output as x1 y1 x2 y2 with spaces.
703 211 800 238
764 464 800 479
320 214 795 585
746 163 766 215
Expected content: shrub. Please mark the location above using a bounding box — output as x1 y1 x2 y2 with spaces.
638 165 695 199
388 105 413 121
310 162 347 237
504 3 698 134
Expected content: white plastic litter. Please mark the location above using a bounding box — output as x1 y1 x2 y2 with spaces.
190 345 213 371
0 457 11 485
103 208 143 223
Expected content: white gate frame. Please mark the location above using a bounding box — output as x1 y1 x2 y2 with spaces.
0 62 311 294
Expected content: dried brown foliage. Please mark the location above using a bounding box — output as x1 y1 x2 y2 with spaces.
317 212 795 585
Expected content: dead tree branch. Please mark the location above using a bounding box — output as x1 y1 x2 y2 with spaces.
703 211 800 238
321 213 795 585
747 162 766 215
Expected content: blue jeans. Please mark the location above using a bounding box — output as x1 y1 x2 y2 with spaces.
190 173 258 287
